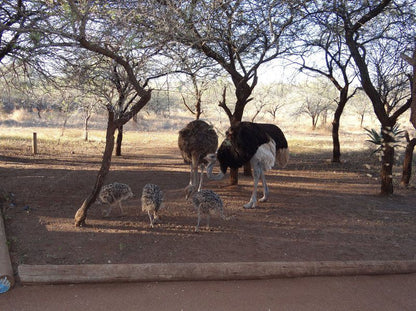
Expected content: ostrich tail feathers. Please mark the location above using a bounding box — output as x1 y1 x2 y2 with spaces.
276 148 289 168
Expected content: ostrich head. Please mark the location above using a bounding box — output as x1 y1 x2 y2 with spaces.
185 184 197 200
204 153 225 181
205 135 247 181
204 139 234 181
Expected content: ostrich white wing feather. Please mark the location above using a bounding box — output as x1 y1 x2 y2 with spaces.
253 140 276 171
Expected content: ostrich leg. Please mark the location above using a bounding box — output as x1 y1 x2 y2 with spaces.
188 164 198 187
206 214 210 230
191 155 199 187
197 164 205 191
153 211 159 222
185 159 199 198
147 211 154 228
259 171 269 202
188 164 193 186
244 160 261 209
103 204 112 217
195 209 202 232
118 201 126 215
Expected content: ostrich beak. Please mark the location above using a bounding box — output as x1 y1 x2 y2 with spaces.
204 153 217 163
185 184 197 200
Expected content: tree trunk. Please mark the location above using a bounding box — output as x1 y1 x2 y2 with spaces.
312 115 317 130
228 92 247 184
74 115 116 227
193 76 202 120
116 125 123 156
400 137 416 187
332 91 348 163
332 119 341 163
231 80 252 124
84 115 91 142
60 118 68 137
230 168 238 185
380 127 395 195
243 162 252 176
195 101 201 120
218 78 253 185
401 47 416 128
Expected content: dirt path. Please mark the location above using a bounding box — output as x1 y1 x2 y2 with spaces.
2 274 416 311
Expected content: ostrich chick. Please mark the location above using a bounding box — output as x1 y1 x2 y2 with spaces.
98 182 133 217
141 183 164 228
186 185 226 232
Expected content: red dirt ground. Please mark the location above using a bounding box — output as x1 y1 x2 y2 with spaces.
1 135 416 276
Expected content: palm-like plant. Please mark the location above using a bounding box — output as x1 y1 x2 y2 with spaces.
365 124 405 155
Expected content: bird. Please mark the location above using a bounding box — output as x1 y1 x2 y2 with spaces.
205 121 289 209
178 119 218 195
185 185 226 232
141 183 164 228
98 182 133 216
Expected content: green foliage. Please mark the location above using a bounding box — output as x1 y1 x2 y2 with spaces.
364 124 405 154
29 32 42 44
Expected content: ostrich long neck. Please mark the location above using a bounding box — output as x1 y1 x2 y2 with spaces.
206 161 225 180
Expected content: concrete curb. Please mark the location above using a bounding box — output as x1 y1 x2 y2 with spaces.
18 260 416 285
0 210 15 292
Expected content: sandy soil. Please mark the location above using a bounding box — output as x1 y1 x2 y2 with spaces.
1 132 416 275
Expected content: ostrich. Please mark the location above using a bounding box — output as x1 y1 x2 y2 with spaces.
185 185 226 232
98 182 133 216
205 122 289 209
178 120 218 194
141 183 164 228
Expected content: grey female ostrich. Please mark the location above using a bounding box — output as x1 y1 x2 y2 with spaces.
205 122 289 209
178 120 218 193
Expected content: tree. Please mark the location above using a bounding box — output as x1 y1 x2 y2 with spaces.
264 83 289 121
0 0 47 63
1 1 55 119
400 131 416 187
33 0 169 226
79 99 97 142
294 5 359 162
334 0 414 195
400 47 416 187
251 83 287 122
349 90 373 127
108 64 139 157
168 46 221 120
154 0 303 184
295 79 336 130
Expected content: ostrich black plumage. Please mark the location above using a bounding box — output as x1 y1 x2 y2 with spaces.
205 122 289 209
178 120 218 193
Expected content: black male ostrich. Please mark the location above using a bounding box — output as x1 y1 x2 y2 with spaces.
178 120 218 194
205 122 289 209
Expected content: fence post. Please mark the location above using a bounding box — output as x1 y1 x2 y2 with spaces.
32 132 37 155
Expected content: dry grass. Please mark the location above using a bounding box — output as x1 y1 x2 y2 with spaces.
1 118 414 183
0 124 371 156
